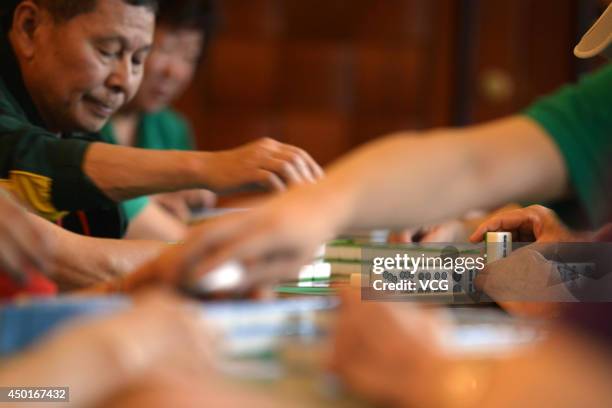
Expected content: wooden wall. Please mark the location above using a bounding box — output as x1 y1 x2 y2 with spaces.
174 0 599 165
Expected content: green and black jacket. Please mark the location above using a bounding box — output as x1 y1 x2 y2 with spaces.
0 20 126 238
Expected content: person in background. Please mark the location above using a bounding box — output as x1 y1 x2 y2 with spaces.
102 0 219 241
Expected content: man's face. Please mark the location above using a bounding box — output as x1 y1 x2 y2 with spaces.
21 0 154 132
129 25 203 113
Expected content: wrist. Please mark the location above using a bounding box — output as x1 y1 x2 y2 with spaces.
184 151 218 190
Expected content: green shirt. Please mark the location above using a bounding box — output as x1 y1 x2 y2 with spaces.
524 64 612 227
0 23 124 237
100 110 194 220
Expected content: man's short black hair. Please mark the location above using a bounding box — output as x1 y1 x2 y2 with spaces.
1 0 158 26
156 0 217 35
37 0 158 22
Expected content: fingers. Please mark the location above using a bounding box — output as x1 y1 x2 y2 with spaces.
187 227 310 289
470 205 563 243
301 150 325 180
201 138 322 193
171 218 251 280
193 190 217 209
469 213 514 242
469 208 540 243
181 213 270 282
125 187 324 292
154 191 217 220
253 169 286 192
278 151 315 183
250 138 323 189
160 212 313 293
242 256 308 288
124 211 264 292
281 145 325 180
161 198 192 223
261 157 307 186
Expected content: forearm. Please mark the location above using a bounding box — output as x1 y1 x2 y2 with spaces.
27 214 166 290
61 237 166 288
125 202 187 242
83 143 212 202
320 116 567 231
55 237 166 292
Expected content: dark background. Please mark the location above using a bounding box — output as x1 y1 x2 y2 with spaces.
175 0 608 165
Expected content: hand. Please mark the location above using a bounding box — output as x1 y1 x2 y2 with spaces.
475 246 575 317
120 184 345 292
330 290 450 407
470 205 575 243
388 207 518 243
153 190 217 222
2 290 218 408
63 290 216 376
0 193 53 285
201 138 324 193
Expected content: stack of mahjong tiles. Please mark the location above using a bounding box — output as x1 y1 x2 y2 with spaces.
321 229 391 285
323 239 427 284
274 261 336 296
273 246 336 296
273 233 389 296
323 239 481 287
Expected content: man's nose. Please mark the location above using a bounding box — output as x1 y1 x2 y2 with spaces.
106 58 137 96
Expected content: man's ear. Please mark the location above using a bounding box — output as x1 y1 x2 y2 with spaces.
9 1 45 60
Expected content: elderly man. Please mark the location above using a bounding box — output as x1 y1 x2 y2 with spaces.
0 0 322 238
